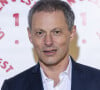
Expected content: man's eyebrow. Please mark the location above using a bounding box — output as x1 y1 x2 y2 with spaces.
33 27 65 32
51 27 65 31
33 28 45 31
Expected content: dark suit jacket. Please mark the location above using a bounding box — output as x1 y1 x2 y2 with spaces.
1 58 100 90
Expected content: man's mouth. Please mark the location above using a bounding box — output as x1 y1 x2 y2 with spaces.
43 49 57 56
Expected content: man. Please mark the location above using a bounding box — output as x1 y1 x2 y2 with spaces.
1 0 100 90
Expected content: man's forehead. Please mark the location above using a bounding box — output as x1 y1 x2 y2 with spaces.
31 10 68 31
32 10 65 18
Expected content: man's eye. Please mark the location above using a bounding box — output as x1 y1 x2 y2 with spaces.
55 31 60 33
35 31 44 37
54 31 61 35
37 32 43 35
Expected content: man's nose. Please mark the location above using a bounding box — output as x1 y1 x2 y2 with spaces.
44 34 53 47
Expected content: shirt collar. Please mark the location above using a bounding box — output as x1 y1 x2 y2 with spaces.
40 56 72 82
61 56 72 79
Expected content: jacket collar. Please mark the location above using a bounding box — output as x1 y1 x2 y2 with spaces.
71 56 87 90
31 57 84 90
28 63 44 90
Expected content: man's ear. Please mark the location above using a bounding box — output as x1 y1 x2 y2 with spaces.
27 27 32 43
70 25 76 41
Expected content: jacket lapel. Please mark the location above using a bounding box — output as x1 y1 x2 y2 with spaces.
29 58 83 90
71 58 85 90
26 63 44 90
28 58 86 90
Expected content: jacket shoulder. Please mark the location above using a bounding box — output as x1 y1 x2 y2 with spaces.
9 63 39 80
1 64 40 90
74 61 100 78
77 62 100 72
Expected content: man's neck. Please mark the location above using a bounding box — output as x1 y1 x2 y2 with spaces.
39 56 70 86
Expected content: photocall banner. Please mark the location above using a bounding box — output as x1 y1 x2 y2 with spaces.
0 0 100 89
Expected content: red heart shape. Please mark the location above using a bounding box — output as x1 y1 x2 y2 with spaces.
0 31 5 40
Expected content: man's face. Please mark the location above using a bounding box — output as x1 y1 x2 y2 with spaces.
28 11 75 66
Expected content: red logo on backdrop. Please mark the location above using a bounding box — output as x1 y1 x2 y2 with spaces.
11 0 32 5
0 0 34 11
66 0 100 7
21 0 31 5
0 0 8 6
0 0 8 10
0 58 14 72
67 0 76 5
0 30 5 40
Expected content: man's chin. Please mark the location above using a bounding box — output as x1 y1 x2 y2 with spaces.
39 59 61 67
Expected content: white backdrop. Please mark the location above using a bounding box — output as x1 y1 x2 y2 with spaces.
0 0 100 89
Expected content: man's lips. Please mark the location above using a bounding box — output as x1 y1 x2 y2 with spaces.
43 49 57 56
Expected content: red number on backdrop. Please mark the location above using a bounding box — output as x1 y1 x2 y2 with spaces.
0 30 5 40
13 13 19 26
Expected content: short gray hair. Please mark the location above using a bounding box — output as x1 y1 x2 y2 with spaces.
28 0 75 31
